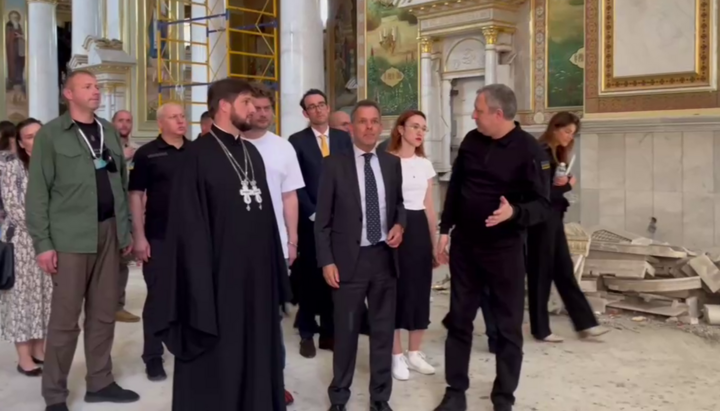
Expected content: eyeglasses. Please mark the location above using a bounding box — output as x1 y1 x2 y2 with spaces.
405 124 427 133
305 102 327 112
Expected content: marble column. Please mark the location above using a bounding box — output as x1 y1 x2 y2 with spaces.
104 0 122 40
440 78 452 171
190 2 210 138
481 26 499 85
28 0 59 122
280 0 324 137
419 37 434 158
71 0 102 58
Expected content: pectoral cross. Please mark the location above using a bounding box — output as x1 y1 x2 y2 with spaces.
240 180 254 211
250 180 263 210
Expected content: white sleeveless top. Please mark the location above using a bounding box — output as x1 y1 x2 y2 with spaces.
400 155 436 211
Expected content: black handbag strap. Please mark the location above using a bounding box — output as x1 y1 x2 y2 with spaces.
5 225 14 242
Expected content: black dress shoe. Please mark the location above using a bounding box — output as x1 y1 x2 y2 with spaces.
299 338 316 358
434 390 467 411
32 356 44 365
45 403 69 411
328 405 347 411
85 382 140 403
17 364 42 376
370 401 393 411
146 358 167 381
494 405 512 411
318 337 334 351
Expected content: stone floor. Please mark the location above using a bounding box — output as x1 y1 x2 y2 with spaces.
1 266 719 411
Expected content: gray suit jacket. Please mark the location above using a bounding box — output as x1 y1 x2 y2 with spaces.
314 149 406 281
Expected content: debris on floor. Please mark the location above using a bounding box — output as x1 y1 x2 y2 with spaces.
569 224 720 326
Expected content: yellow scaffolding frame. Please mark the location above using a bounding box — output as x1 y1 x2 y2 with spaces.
155 0 280 134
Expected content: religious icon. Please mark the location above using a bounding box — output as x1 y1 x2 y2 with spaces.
5 9 24 92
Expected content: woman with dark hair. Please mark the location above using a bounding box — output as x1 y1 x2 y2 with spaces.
386 110 438 381
0 120 17 155
0 118 52 376
527 111 608 342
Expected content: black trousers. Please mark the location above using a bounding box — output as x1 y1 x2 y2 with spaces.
443 236 525 407
142 239 166 364
526 210 598 339
296 303 334 340
479 286 497 346
328 243 396 405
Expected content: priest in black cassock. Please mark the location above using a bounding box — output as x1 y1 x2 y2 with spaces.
151 78 291 411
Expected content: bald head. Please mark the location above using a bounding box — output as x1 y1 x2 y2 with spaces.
329 111 352 136
157 103 187 137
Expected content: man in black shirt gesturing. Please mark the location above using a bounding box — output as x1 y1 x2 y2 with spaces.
433 84 551 411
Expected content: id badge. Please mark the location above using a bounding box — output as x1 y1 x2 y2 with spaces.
93 157 108 170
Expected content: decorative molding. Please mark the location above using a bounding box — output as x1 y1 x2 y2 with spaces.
579 116 720 134
82 64 132 75
406 0 525 18
481 26 499 45
600 0 711 93
420 36 432 53
585 0 720 113
69 54 89 69
26 0 57 4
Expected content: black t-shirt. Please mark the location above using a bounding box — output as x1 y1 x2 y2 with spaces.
128 135 188 240
75 121 115 221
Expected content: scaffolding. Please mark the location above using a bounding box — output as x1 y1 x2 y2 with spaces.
154 0 280 134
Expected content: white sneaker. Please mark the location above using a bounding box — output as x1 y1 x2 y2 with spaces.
392 353 409 381
407 351 435 375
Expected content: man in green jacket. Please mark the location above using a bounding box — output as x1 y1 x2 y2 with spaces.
26 69 139 411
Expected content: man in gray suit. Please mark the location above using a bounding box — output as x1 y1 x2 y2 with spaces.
315 99 406 411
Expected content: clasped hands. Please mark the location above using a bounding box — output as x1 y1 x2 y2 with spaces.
322 224 404 288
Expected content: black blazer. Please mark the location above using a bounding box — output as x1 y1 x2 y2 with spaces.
288 127 353 219
314 149 407 281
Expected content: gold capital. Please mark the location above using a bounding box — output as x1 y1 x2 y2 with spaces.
481 26 500 45
419 37 432 54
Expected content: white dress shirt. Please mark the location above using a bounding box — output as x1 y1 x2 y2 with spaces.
354 145 388 246
311 127 330 151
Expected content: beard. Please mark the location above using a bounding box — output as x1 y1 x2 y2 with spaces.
230 111 251 132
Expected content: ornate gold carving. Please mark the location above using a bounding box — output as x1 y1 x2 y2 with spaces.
585 0 720 113
419 37 432 54
80 64 132 75
481 26 500 45
95 38 124 51
600 0 711 92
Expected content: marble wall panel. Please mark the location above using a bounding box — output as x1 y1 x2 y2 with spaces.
597 133 625 189
579 133 599 189
652 191 683 244
625 190 653 236
579 189 599 228
652 132 683 192
625 133 654 191
598 189 625 231
683 192 715 248
612 0 696 78
682 131 714 193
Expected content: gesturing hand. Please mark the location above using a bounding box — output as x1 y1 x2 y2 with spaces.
133 237 151 262
485 196 514 227
387 224 404 248
323 264 340 288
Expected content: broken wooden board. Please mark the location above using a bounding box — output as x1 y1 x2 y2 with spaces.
588 250 660 263
603 277 702 293
580 278 599 293
584 259 655 278
607 298 688 317
587 226 651 244
590 241 687 259
572 255 586 282
687 255 720 293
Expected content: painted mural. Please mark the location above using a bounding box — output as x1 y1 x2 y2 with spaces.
365 0 418 117
4 0 26 122
328 0 358 114
546 0 584 108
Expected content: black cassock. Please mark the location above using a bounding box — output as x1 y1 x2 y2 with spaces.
151 126 291 411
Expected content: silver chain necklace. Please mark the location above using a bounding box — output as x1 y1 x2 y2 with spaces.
209 130 263 211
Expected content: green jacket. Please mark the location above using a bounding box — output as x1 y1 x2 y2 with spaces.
26 112 131 255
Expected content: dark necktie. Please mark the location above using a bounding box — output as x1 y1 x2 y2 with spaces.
363 153 381 245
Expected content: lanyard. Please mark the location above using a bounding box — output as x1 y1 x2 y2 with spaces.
75 120 104 159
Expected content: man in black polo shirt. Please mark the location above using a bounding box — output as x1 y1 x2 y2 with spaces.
128 102 188 381
433 84 551 411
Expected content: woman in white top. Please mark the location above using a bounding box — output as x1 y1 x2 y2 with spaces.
385 110 438 381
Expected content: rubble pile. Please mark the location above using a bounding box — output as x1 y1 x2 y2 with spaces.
567 224 720 325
